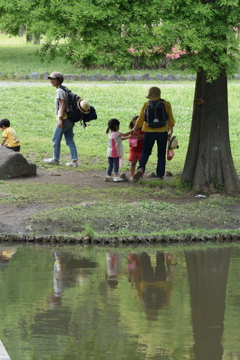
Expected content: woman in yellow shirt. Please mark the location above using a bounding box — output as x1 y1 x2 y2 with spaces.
132 87 175 180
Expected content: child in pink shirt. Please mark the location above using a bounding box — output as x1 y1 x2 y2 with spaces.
105 118 131 182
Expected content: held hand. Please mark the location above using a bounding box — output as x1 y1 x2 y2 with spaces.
58 120 63 129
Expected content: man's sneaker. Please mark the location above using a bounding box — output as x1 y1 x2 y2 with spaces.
132 169 143 181
104 175 112 182
66 161 78 168
113 176 123 182
44 158 59 165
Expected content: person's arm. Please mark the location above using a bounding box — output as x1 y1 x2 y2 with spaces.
168 125 173 138
1 137 7 146
132 103 146 133
120 130 132 137
165 101 175 138
121 135 131 140
135 133 144 140
57 98 66 129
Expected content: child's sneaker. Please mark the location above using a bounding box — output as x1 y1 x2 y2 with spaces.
104 175 112 182
44 158 59 165
66 161 78 168
113 176 123 182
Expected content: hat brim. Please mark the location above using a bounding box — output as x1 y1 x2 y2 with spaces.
77 99 90 114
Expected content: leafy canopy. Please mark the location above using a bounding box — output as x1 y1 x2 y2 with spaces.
0 0 240 79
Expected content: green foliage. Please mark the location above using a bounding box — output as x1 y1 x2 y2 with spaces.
1 0 240 78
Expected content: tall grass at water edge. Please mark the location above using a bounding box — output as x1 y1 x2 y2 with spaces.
0 82 240 176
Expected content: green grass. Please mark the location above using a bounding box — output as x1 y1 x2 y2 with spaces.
0 82 240 176
29 198 240 237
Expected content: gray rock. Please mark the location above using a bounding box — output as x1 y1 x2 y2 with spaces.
155 74 165 81
79 74 86 81
149 76 155 81
65 74 77 81
126 75 134 81
21 74 30 79
184 76 189 80
110 74 118 81
41 71 49 80
189 75 195 81
234 74 240 80
141 73 150 80
0 147 36 179
88 75 97 81
134 74 141 81
166 74 176 81
118 75 126 81
175 74 182 80
29 72 39 80
103 74 110 81
147 172 156 178
95 73 103 81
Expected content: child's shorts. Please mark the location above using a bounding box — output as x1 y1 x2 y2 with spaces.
128 151 142 162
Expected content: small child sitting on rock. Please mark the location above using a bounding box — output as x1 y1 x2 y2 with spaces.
0 118 21 152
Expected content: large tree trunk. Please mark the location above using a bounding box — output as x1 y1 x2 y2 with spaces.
181 69 240 193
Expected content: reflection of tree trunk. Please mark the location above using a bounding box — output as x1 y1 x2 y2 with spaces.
185 248 233 360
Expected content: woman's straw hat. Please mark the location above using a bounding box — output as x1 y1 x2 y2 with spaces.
77 99 90 114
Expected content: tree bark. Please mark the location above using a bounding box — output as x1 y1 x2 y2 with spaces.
181 69 240 193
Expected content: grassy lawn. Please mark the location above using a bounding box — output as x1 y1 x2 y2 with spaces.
0 82 240 175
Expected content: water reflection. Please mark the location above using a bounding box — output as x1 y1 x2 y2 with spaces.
106 253 122 288
50 251 98 309
185 248 233 360
0 245 239 360
0 246 17 270
127 252 174 321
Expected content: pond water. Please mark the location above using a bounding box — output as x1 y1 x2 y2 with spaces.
0 244 240 360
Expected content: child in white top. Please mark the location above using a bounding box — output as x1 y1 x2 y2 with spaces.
105 118 131 182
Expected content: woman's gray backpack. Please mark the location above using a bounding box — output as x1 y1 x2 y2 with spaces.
144 99 168 128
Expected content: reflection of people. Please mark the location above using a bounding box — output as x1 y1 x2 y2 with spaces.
0 247 17 271
106 253 122 288
132 87 175 180
122 116 144 180
0 118 21 152
127 252 173 320
44 71 81 167
49 251 98 309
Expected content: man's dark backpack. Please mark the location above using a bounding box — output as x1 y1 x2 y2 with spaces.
60 85 97 127
144 99 169 128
